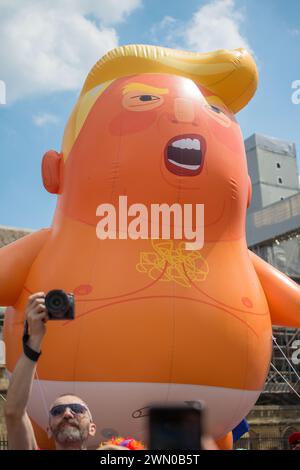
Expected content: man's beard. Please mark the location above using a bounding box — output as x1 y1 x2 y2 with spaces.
51 419 89 445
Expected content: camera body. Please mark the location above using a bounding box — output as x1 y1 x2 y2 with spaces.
45 290 75 320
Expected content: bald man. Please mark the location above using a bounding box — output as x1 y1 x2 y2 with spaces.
5 293 96 450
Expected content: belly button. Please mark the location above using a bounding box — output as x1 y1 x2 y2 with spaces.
242 297 253 308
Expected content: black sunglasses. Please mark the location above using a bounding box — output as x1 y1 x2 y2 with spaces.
49 403 88 417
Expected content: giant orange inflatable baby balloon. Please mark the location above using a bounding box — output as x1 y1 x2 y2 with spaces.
1 45 300 450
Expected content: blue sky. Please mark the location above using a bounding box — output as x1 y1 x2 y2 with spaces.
0 0 300 230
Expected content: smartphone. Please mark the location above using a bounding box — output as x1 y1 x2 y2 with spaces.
148 402 203 450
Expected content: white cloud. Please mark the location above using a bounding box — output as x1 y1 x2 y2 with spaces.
77 0 141 24
0 0 141 102
185 0 250 52
150 16 178 45
33 113 59 127
150 0 251 53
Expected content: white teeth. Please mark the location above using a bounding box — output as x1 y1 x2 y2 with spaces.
168 160 200 171
171 138 201 151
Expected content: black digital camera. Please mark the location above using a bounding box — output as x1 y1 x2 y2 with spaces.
45 290 75 320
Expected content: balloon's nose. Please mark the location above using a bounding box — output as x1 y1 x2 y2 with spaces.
174 98 195 122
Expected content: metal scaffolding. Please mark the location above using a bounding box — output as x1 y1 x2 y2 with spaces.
258 327 300 405
250 232 300 405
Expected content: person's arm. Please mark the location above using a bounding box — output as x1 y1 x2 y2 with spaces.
5 293 48 450
249 250 300 327
0 229 50 306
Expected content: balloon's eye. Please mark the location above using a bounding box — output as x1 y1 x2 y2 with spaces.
203 103 232 127
123 93 164 111
210 105 222 114
138 95 159 101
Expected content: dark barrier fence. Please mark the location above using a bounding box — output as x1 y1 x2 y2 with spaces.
234 437 290 450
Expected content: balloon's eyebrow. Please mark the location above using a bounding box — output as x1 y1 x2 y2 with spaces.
122 83 169 96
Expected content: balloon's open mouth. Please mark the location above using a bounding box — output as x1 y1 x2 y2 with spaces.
165 135 205 176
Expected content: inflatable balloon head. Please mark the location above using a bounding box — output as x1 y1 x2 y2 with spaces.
2 44 300 451
43 45 256 242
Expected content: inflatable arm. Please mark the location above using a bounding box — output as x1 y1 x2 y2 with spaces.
249 250 300 328
0 229 50 306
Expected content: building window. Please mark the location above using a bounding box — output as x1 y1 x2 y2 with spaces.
276 163 281 169
278 177 283 184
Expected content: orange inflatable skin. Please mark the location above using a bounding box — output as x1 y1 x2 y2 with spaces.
2 71 300 448
216 432 233 450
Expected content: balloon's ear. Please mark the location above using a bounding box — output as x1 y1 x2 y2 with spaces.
247 175 252 208
42 150 64 194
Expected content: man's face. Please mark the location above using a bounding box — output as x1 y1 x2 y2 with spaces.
47 395 96 446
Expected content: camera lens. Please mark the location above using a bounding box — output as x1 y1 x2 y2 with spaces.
45 290 70 319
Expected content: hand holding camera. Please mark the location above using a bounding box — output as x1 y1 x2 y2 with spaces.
25 292 48 340
24 292 48 355
23 290 74 361
25 289 74 330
